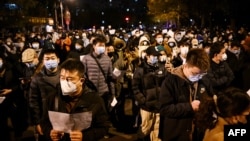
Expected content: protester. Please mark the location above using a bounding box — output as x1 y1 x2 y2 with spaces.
2 37 18 63
67 39 87 60
55 32 72 63
0 54 28 141
29 49 61 140
196 87 250 141
159 48 211 141
203 42 234 92
132 46 167 141
81 34 115 112
40 58 110 141
17 48 39 94
171 40 190 68
1 24 250 140
225 40 245 89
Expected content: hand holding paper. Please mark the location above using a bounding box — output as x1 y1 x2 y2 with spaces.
70 131 83 141
247 89 250 97
113 68 121 77
111 97 118 107
50 129 64 140
48 111 92 133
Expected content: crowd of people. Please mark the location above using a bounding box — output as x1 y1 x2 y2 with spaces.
0 25 250 141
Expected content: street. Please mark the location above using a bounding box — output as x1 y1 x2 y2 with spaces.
19 126 138 141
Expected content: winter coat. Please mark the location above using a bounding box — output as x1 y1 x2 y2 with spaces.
203 117 228 141
132 62 167 113
0 62 28 138
81 52 115 97
171 54 184 68
226 50 245 89
29 67 60 125
159 66 213 141
203 60 234 92
67 48 88 61
40 87 110 141
15 62 36 91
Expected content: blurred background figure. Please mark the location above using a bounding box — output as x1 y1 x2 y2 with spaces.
0 54 28 141
196 87 250 141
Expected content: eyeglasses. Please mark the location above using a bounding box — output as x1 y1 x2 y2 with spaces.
191 71 207 76
199 72 207 77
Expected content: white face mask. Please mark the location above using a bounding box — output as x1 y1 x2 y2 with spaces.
149 56 158 65
32 43 39 49
0 61 3 68
159 55 167 62
19 42 25 48
204 48 210 54
221 53 227 61
180 46 189 55
82 34 87 39
6 42 11 46
95 46 105 55
188 74 203 82
213 37 218 43
75 45 82 50
192 45 198 48
141 52 146 59
60 80 77 96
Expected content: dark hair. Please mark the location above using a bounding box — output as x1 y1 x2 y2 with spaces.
209 42 225 59
41 49 59 58
186 48 210 71
178 39 190 47
60 58 85 78
230 40 241 48
92 34 106 45
154 32 163 38
217 88 250 117
195 87 250 131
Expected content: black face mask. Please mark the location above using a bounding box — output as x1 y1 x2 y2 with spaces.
108 52 115 58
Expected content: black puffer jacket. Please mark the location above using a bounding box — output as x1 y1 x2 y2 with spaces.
171 54 184 68
203 60 234 92
132 62 167 113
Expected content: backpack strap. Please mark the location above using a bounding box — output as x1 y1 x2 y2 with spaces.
90 53 108 83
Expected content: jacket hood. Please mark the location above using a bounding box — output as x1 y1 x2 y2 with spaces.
171 65 189 82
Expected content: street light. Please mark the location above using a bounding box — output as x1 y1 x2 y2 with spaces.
64 8 71 31
59 0 64 29
54 2 58 29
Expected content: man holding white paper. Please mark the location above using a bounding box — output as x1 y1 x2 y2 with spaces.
40 58 110 141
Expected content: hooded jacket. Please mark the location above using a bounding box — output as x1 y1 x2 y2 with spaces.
132 61 167 113
159 65 213 141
